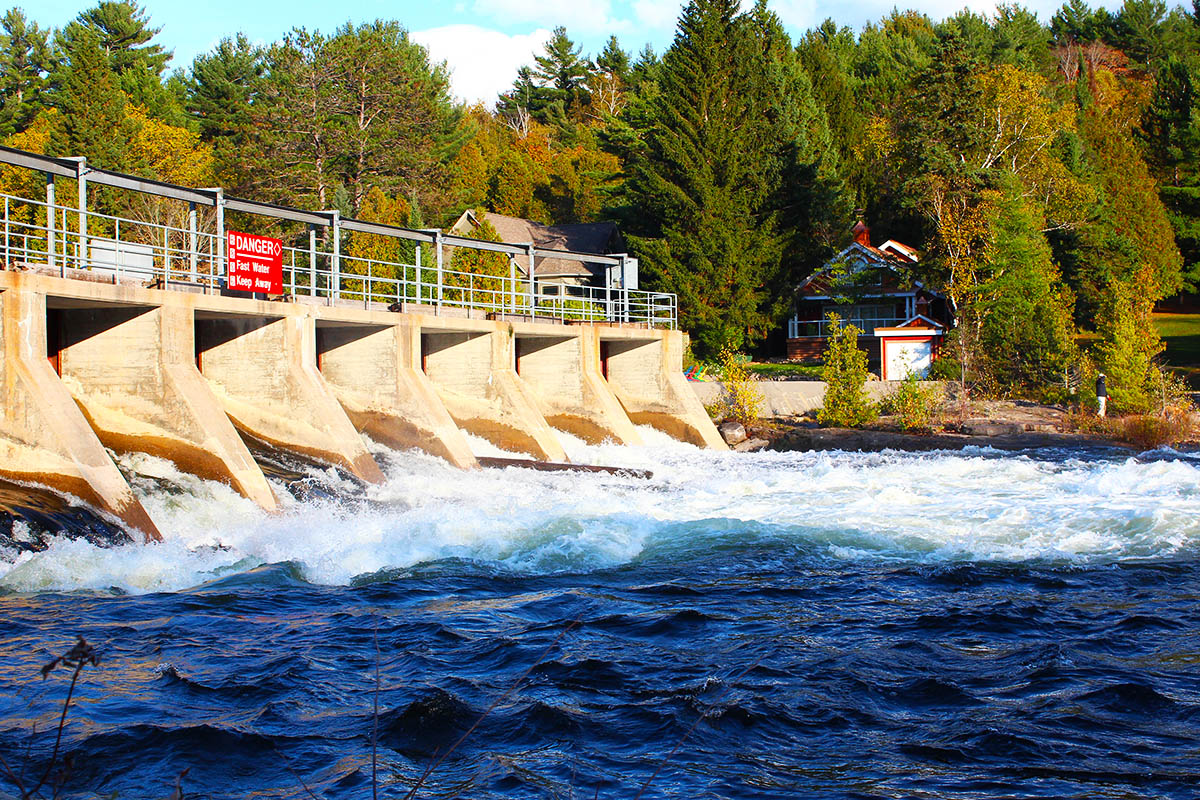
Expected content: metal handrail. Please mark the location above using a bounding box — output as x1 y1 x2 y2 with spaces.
0 193 676 328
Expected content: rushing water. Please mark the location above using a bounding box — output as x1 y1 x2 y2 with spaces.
1 431 1199 799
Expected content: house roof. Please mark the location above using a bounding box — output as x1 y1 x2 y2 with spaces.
798 238 937 299
448 210 622 279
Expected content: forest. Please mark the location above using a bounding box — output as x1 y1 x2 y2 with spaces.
1 0 1198 411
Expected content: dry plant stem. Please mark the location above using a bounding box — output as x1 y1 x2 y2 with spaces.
272 744 324 800
632 655 765 800
372 626 380 800
403 619 580 800
26 660 85 799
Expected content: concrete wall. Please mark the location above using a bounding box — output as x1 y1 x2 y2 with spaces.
0 270 728 542
196 313 385 484
0 286 160 540
421 323 568 461
690 379 924 417
54 303 277 510
514 327 642 446
317 320 477 469
603 329 727 450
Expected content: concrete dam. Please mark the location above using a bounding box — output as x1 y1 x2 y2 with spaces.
0 146 724 544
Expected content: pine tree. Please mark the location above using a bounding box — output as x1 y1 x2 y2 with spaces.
627 0 784 356
0 9 52 138
52 27 133 170
186 34 265 192
596 36 630 81
72 1 170 76
974 180 1077 392
532 26 592 114
818 312 877 426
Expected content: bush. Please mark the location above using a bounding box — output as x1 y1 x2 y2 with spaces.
1118 409 1195 448
818 312 878 427
882 373 943 432
711 347 764 425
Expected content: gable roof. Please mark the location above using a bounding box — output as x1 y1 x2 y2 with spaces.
798 239 938 298
448 210 622 279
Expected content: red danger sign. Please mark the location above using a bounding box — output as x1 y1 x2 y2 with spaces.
227 230 283 294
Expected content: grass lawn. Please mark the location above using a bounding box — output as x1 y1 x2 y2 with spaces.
747 362 824 380
1153 312 1200 389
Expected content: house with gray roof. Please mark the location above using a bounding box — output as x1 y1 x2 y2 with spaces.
447 210 627 291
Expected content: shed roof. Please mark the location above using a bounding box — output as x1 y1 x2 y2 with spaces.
449 210 622 279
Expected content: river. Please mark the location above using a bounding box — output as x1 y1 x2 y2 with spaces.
1 431 1198 798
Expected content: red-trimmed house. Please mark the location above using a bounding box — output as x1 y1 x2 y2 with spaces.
786 220 952 379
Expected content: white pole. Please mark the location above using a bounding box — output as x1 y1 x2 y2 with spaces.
331 211 340 304
45 173 55 273
527 244 535 316
188 202 198 281
215 188 225 293
309 225 317 296
76 157 87 264
435 231 443 311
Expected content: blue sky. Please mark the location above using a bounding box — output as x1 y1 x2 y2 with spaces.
28 0 1121 106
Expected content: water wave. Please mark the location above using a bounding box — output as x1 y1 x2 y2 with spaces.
2 429 1199 594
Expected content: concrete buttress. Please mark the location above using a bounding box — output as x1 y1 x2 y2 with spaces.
422 323 568 461
316 320 478 469
196 312 385 483
0 288 161 541
53 303 278 510
603 329 728 450
514 326 642 446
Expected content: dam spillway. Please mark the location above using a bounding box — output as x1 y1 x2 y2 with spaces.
0 268 722 544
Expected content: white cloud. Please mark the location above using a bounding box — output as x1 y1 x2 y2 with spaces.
471 0 617 30
631 0 685 32
412 25 553 107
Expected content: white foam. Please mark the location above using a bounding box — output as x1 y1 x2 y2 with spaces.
2 439 1200 594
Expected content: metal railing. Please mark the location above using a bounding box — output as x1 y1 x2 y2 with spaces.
0 192 676 328
787 315 909 338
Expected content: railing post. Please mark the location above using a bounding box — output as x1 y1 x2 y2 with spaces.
527 243 535 316
45 173 56 273
75 157 87 266
331 210 341 304
414 244 422 304
308 224 317 297
215 188 225 292
434 230 443 312
3 195 8 268
188 202 198 281
509 256 517 314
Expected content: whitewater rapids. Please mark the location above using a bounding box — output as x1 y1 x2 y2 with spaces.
1 429 1198 594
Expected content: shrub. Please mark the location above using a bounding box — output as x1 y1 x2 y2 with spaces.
882 373 943 432
712 347 763 425
1118 409 1195 448
818 312 878 427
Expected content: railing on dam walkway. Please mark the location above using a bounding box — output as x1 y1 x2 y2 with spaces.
0 146 677 328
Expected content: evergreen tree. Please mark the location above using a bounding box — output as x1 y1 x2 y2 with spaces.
974 180 1077 392
532 26 592 113
626 0 782 356
0 9 52 138
72 1 170 76
818 312 877 426
58 2 177 119
1140 57 1200 289
596 36 630 81
51 27 133 169
185 34 264 190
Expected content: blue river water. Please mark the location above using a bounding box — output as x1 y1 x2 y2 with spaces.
1 431 1198 799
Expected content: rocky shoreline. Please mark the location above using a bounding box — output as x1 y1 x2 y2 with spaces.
722 399 1200 455
761 424 1140 454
